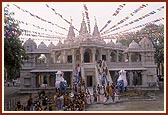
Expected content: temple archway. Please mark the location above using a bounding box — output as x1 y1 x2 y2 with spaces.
84 48 92 63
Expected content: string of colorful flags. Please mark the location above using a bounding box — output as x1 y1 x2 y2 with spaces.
101 5 164 35
19 16 163 41
113 4 126 16
13 4 68 32
13 18 66 36
83 4 91 33
45 4 79 32
101 17 164 39
121 17 164 33
19 37 60 42
20 28 66 39
101 4 149 34
100 3 126 32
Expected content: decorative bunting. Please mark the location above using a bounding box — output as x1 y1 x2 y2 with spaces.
101 17 164 39
13 19 66 36
101 5 164 35
113 4 126 16
100 4 126 32
83 4 91 33
20 28 66 39
101 4 149 34
45 4 79 32
13 4 68 31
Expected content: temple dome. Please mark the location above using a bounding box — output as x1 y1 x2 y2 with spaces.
48 42 55 49
56 41 63 46
128 40 140 49
24 38 37 48
139 37 153 49
107 40 115 47
38 42 48 49
23 38 37 51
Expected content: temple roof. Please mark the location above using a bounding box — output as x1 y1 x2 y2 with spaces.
139 37 153 50
107 40 115 47
48 42 55 49
24 38 37 48
38 42 48 49
128 40 140 49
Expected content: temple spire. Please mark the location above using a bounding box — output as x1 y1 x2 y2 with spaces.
70 16 72 25
94 16 97 25
67 16 75 39
92 16 100 37
79 12 88 35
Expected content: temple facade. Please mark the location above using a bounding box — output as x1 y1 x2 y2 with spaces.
20 17 157 92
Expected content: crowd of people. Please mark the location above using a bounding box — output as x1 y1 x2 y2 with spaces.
15 61 124 111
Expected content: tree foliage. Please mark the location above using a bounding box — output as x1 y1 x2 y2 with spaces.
4 5 27 80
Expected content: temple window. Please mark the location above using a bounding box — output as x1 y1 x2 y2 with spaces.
67 55 72 63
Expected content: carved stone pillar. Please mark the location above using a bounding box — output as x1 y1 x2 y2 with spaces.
128 53 132 63
71 49 75 65
99 48 102 60
92 48 96 63
46 54 50 67
106 50 110 63
80 47 84 64
116 51 119 62
62 50 67 63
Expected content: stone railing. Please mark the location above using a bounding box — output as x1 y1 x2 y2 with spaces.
107 62 143 69
82 63 96 68
34 63 73 70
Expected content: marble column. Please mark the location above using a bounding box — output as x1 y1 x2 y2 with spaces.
129 71 133 86
92 48 96 63
71 49 75 65
99 48 102 60
62 50 67 63
31 73 35 88
128 53 132 64
33 54 36 67
80 47 84 64
46 54 50 67
116 51 119 62
106 50 111 63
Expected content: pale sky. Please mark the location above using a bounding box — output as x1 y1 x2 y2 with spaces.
3 2 165 46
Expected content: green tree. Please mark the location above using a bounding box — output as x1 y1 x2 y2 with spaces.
4 5 27 80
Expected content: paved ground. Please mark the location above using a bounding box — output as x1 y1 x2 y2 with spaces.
3 85 165 112
86 91 164 111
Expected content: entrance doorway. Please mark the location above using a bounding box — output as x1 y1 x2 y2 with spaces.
84 49 92 63
102 55 106 61
87 76 92 87
84 52 90 63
